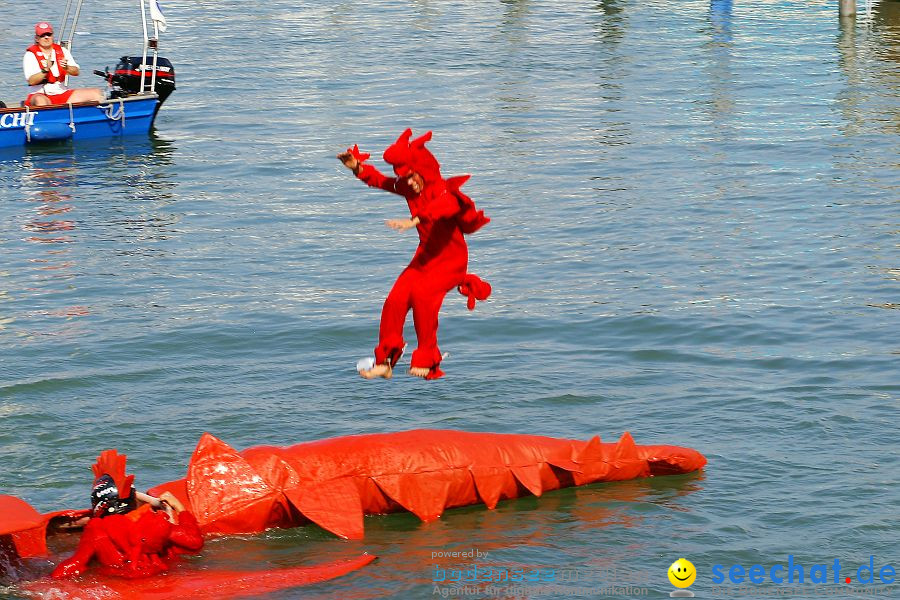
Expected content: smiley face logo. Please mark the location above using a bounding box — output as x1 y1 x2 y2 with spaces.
668 558 696 588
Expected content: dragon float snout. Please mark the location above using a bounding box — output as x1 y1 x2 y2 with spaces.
147 430 706 540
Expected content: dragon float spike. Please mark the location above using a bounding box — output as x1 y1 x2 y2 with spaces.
147 429 706 540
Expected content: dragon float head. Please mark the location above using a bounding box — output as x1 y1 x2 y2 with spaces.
90 450 136 517
382 128 443 185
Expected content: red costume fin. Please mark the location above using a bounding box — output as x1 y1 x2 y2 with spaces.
284 478 364 540
545 456 583 473
92 449 135 494
446 175 490 234
510 465 544 497
614 432 638 460
572 435 611 485
373 472 453 522
607 432 651 481
469 467 510 510
186 433 281 534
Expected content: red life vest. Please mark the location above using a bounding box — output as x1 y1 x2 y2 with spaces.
27 43 67 84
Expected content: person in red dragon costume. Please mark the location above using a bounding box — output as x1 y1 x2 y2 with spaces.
337 129 492 380
51 450 203 579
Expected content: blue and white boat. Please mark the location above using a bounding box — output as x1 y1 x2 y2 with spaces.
0 0 175 149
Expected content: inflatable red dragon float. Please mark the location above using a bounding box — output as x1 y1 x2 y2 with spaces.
2 429 706 598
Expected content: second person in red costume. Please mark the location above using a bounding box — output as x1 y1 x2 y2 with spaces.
338 129 492 380
51 450 203 579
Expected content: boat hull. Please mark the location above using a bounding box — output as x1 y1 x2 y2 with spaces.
0 94 159 148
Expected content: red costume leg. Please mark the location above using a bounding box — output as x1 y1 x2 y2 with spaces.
409 287 446 375
374 268 415 367
408 268 464 379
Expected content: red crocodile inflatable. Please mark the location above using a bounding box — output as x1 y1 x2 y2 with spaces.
146 429 707 539
2 429 705 598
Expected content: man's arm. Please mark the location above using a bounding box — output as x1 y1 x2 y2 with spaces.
51 521 101 579
337 148 402 195
60 48 79 76
23 53 47 86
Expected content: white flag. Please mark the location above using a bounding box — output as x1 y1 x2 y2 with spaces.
149 0 167 33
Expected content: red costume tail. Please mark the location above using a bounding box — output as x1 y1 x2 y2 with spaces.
458 274 492 310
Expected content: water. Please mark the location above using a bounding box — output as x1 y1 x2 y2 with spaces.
1 0 898 598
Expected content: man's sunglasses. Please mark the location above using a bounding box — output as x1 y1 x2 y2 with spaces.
39 33 53 38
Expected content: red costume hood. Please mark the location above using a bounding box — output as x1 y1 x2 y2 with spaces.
382 128 443 184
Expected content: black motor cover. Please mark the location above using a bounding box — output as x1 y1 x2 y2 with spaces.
113 56 175 105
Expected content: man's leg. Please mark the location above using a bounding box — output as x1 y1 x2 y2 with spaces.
361 269 415 379
27 93 51 106
68 88 105 103
409 284 452 379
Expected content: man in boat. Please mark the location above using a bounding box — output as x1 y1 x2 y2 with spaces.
51 450 203 579
23 22 104 107
337 129 492 380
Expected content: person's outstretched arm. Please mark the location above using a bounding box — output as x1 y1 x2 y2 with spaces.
337 147 402 195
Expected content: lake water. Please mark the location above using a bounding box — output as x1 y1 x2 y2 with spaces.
1 0 898 598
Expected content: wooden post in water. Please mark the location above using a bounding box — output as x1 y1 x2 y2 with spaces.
839 0 856 17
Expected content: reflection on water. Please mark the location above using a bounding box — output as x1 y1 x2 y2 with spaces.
708 0 733 43
0 472 702 599
704 0 735 122
200 473 703 599
1 132 180 341
592 0 626 44
872 1 900 133
701 0 736 210
837 1 900 136
496 0 536 148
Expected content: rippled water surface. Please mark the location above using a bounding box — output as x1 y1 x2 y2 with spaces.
1 1 898 598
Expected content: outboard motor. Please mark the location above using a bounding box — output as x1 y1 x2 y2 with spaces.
111 56 176 106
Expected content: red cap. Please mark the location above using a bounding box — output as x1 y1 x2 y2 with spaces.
35 22 53 36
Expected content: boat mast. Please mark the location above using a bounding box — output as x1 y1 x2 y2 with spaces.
67 0 86 54
140 0 150 94
138 0 161 94
150 19 160 94
58 0 75 44
57 0 85 86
